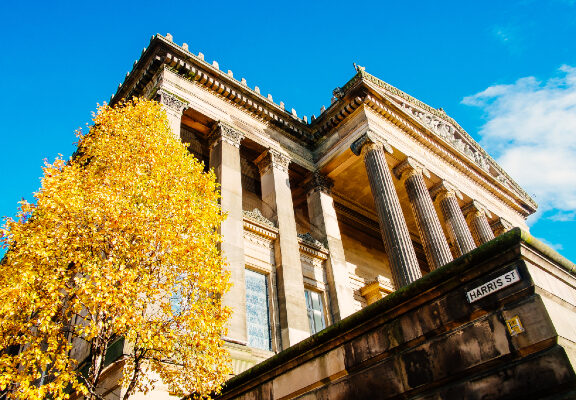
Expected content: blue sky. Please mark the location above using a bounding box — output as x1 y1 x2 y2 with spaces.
1 1 575 260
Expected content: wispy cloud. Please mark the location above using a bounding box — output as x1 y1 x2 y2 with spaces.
462 65 576 222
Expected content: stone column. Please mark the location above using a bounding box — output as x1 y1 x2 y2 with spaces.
305 172 355 321
209 122 247 345
158 89 187 139
430 181 476 257
351 132 422 289
393 158 453 270
491 217 513 237
255 149 310 348
463 201 495 245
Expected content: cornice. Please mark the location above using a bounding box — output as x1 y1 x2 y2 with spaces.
112 34 314 146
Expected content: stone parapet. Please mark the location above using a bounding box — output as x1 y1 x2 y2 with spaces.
215 229 576 400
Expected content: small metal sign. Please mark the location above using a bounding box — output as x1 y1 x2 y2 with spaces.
466 267 521 303
506 315 525 336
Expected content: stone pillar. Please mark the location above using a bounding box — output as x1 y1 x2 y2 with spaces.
491 217 513 237
255 149 310 348
393 158 453 270
430 181 476 257
463 201 495 245
305 171 355 321
209 122 247 345
158 90 187 139
351 132 422 289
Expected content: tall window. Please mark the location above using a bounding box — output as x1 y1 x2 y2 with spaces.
245 269 272 351
305 289 326 334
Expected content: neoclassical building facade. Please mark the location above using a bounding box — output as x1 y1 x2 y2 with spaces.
113 33 537 376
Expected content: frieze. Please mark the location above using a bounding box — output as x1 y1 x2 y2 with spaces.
398 102 491 172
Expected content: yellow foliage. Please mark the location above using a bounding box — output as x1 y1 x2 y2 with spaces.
0 98 231 399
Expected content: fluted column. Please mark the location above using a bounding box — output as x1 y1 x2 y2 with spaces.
351 132 421 289
158 90 187 139
491 217 513 237
209 122 247 345
463 201 495 245
430 181 476 257
305 172 355 321
255 149 309 348
394 158 453 270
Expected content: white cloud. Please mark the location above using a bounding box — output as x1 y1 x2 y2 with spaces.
462 66 576 222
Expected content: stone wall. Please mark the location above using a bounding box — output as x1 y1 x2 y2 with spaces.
214 229 576 400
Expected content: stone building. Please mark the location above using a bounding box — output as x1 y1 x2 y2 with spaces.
112 33 536 374
108 34 576 399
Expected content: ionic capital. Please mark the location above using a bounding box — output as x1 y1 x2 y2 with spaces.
303 171 334 195
209 121 244 149
462 200 492 220
255 149 291 175
158 89 188 114
429 180 462 202
350 130 393 157
393 157 430 182
490 217 513 235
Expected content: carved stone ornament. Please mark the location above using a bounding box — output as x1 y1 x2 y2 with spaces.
462 200 492 219
255 149 291 174
304 171 334 194
297 232 327 251
158 90 188 114
429 180 462 202
209 122 244 149
393 157 430 181
243 208 276 228
490 218 513 235
350 130 393 156
397 102 491 172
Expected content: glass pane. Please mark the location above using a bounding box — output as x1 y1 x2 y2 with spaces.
305 289 326 334
245 269 271 351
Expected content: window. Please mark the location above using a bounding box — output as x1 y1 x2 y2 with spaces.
245 269 272 351
305 289 326 334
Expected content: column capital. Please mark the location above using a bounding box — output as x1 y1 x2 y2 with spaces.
209 121 244 149
429 180 462 202
255 149 291 175
393 157 430 182
462 200 492 220
303 171 334 195
490 217 513 236
158 89 188 114
350 130 393 156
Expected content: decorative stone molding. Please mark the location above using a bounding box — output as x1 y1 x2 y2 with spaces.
350 130 393 156
429 180 463 202
298 233 329 260
491 218 513 236
158 89 188 114
398 102 491 172
297 232 328 251
254 149 291 175
243 208 276 229
303 171 334 195
209 121 244 149
393 157 430 182
462 200 492 219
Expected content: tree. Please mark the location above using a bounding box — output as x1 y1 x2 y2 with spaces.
0 98 231 400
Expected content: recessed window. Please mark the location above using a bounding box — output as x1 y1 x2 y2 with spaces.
305 289 326 334
245 269 272 351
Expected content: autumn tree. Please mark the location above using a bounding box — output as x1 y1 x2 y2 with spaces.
0 98 231 399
